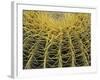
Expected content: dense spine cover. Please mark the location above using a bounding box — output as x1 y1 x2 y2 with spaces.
23 10 91 69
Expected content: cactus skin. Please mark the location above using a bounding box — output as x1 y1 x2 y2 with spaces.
23 10 91 69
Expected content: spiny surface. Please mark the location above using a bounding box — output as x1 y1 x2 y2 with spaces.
23 10 91 69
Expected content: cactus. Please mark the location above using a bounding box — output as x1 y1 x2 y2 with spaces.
23 10 91 69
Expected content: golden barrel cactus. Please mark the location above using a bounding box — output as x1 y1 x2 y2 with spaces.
23 10 91 69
